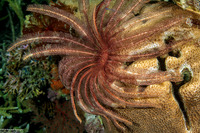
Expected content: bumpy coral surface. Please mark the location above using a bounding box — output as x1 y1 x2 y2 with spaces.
106 3 200 133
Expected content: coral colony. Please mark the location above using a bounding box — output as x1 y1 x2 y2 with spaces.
7 0 198 131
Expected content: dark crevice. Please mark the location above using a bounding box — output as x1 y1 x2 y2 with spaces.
190 18 200 29
125 61 134 67
171 67 192 130
164 36 175 46
138 85 148 92
157 56 191 130
157 57 166 71
168 50 181 58
164 35 181 58
171 82 190 130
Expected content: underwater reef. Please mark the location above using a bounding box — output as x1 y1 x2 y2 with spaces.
1 0 200 133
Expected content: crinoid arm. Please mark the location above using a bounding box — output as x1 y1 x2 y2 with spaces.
27 4 94 43
7 31 95 52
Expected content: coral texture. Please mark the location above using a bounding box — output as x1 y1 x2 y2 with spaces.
165 35 200 132
105 3 200 133
7 0 200 132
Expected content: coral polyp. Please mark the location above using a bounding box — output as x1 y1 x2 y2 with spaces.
8 0 194 131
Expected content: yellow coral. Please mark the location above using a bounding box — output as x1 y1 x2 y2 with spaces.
105 2 200 133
